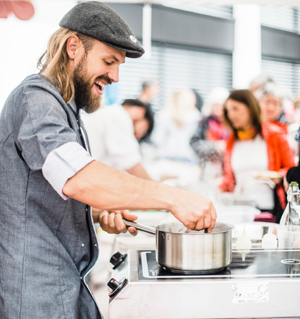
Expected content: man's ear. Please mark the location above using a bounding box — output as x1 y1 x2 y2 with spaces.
66 35 81 60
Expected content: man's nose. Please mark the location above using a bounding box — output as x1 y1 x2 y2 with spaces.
108 65 119 83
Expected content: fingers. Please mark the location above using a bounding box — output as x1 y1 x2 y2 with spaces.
100 211 123 234
106 213 126 233
194 219 204 231
114 213 128 233
127 226 138 236
100 211 112 233
108 212 116 229
99 210 138 236
100 211 109 226
119 211 138 236
195 213 211 232
209 203 217 231
122 210 138 221
198 201 217 233
179 198 217 232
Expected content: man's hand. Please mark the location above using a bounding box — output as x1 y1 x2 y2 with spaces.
96 209 138 236
170 190 217 233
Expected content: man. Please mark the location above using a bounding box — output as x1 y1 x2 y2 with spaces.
83 99 153 180
0 2 216 319
138 79 160 111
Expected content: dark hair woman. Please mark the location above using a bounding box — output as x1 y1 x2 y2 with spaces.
122 99 154 142
219 89 295 222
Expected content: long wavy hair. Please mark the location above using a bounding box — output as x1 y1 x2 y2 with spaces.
37 27 95 103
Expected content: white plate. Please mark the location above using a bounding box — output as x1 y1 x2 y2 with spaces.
253 170 282 179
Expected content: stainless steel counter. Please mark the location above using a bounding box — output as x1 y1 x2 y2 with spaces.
108 249 300 319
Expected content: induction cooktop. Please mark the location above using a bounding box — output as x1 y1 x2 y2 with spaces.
138 249 300 280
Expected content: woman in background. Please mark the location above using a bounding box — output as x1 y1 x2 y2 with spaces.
190 87 230 165
152 88 201 163
219 89 295 222
257 83 300 156
257 83 289 133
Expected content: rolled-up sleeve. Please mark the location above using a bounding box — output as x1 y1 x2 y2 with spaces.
42 142 94 200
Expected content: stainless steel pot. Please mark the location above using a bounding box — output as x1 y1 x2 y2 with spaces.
123 220 234 274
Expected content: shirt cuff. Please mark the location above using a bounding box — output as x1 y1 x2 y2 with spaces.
42 142 95 200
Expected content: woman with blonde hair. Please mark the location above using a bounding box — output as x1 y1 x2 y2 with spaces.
152 88 201 163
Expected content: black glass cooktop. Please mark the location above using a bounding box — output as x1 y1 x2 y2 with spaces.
138 249 300 280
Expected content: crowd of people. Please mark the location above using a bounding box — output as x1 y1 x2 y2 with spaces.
83 73 300 224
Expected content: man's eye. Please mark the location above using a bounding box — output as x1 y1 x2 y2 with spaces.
104 61 112 66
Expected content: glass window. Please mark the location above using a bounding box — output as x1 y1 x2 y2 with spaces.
262 57 300 96
117 43 232 112
261 6 298 33
162 4 233 20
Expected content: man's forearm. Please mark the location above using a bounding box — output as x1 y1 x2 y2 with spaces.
63 160 217 231
63 160 173 211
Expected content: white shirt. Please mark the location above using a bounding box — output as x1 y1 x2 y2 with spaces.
82 104 142 171
152 110 201 163
231 134 274 210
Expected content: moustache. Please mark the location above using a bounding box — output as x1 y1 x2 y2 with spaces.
96 75 113 85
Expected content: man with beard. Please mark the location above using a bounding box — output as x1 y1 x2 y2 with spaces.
0 2 217 319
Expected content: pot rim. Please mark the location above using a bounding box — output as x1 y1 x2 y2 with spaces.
155 221 234 235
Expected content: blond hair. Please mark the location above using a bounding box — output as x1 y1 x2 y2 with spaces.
37 27 95 103
202 87 229 117
167 89 197 127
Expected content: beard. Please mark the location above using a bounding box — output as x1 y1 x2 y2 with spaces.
73 55 111 114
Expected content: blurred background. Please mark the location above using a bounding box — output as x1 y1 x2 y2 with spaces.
2 2 300 316
2 0 300 193
1 0 300 112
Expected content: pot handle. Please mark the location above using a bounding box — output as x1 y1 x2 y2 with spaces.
122 219 156 235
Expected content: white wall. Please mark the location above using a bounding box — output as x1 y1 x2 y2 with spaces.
0 0 77 109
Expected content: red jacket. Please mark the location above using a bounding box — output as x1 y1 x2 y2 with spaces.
219 123 296 209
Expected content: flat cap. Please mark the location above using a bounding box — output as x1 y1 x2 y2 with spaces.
59 1 144 58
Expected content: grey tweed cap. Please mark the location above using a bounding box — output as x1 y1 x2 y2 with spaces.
59 1 144 58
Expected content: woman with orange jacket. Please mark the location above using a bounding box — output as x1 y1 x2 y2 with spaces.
219 89 295 222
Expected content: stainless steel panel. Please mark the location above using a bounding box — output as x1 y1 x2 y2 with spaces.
108 250 300 319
